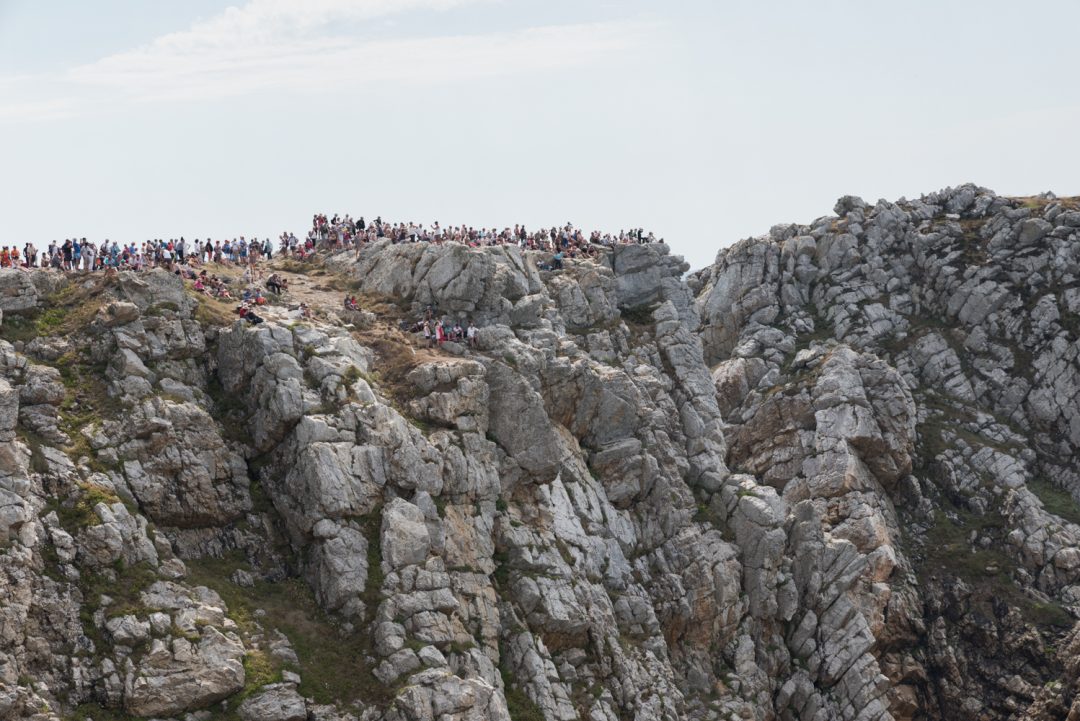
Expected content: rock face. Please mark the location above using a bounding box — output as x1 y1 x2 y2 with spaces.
2 186 1080 721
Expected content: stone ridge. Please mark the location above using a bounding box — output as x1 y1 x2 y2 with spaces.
0 184 1077 721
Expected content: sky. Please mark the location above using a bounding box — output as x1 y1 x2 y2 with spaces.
1 0 1079 270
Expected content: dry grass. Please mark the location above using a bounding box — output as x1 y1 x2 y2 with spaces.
1009 195 1080 212
364 331 446 404
193 293 238 327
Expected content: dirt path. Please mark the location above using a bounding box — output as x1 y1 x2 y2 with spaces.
258 262 349 317
259 258 473 388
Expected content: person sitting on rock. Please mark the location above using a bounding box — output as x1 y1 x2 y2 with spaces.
552 250 564 270
266 274 283 295
467 319 478 348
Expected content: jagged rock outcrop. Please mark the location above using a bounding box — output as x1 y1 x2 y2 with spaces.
693 185 1080 720
0 185 1079 720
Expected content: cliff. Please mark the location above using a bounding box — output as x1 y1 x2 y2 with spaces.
1 184 1079 721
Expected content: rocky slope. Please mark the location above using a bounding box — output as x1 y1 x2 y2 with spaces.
1 184 1079 721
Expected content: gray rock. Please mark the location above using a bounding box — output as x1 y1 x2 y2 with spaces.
382 499 431 570
238 684 307 721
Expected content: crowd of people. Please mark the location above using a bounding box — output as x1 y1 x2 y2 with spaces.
278 213 662 265
7 212 661 274
397 305 479 348
0 237 277 272
6 211 666 347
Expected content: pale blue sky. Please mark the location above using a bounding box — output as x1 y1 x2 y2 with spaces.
1 0 1078 269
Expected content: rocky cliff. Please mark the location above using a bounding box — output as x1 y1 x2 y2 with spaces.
1 184 1080 721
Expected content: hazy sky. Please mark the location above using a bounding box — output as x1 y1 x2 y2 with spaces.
2 0 1078 270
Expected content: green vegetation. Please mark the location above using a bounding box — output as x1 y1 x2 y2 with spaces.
499 648 545 721
89 561 159 618
0 277 117 343
492 549 511 590
185 550 392 708
0 312 41 344
69 703 135 721
36 307 68 332
341 364 362 391
619 303 657 327
957 218 989 265
1060 309 1080 339
52 352 124 472
920 507 1012 580
75 560 159 656
359 508 385 622
1028 477 1080 526
19 429 52 474
52 481 122 530
205 374 251 444
145 301 180 317
918 505 1073 629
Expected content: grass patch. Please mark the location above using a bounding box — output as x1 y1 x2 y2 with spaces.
39 275 118 337
275 259 320 275
957 218 989 265
1028 477 1080 526
185 547 391 707
1010 195 1080 212
53 481 122 530
492 549 511 590
0 274 118 344
69 703 134 721
500 648 545 721
364 335 428 405
78 559 159 645
619 303 657 327
0 311 41 344
920 507 1012 580
194 293 237 327
205 374 251 444
355 291 413 323
918 505 1073 629
19 429 52 474
52 352 125 471
359 509 384 619
146 301 180 317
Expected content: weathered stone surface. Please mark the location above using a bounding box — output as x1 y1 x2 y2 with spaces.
3 187 1080 721
238 684 307 721
382 498 431 570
